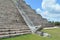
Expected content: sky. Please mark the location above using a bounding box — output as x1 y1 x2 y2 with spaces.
24 0 60 22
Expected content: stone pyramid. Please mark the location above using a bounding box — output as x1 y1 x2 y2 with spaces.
0 0 53 38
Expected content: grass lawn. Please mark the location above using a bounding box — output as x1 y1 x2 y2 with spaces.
1 28 60 40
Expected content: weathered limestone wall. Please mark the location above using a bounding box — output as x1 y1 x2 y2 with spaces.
0 0 31 37
0 0 26 28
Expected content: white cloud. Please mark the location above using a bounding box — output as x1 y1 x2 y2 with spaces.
36 8 42 14
42 0 60 13
36 8 48 15
36 8 48 18
36 0 60 21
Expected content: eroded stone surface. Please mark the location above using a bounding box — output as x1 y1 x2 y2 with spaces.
0 0 31 37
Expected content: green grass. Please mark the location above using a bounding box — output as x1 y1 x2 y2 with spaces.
1 28 60 40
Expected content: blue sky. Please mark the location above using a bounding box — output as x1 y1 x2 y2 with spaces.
25 0 60 22
25 0 42 9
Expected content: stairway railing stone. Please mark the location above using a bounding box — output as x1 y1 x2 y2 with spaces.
11 0 41 33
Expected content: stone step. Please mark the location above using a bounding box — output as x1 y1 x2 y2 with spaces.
0 27 30 31
0 30 31 35
10 32 31 36
0 27 29 30
0 32 31 38
0 27 30 30
0 28 30 32
0 25 29 28
0 35 9 38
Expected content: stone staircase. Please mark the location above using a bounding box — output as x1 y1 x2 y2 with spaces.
11 0 53 37
0 25 31 38
12 0 53 33
17 0 49 26
0 0 31 38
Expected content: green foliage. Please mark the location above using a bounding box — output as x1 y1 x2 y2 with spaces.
49 21 60 26
54 22 60 26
